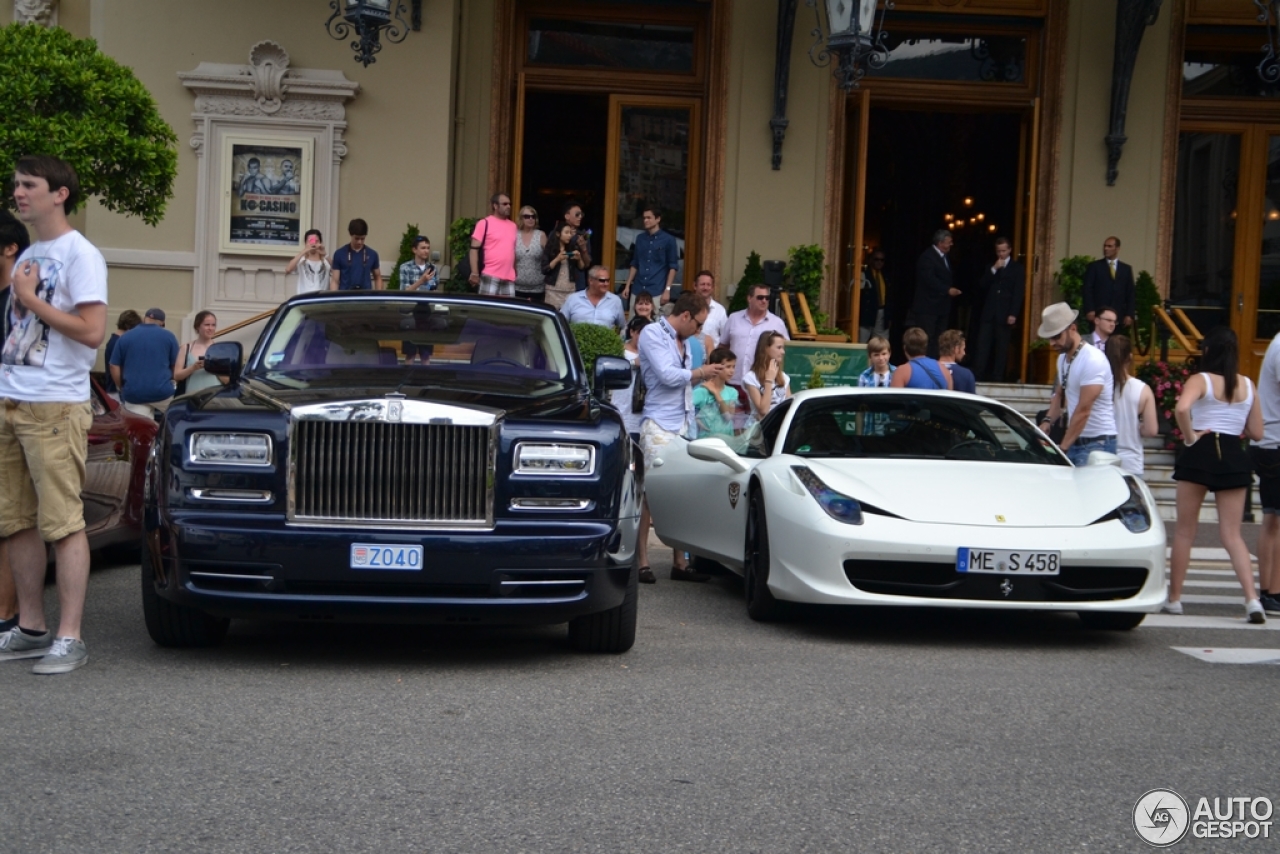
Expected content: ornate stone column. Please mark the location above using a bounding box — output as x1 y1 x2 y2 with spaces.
179 42 359 329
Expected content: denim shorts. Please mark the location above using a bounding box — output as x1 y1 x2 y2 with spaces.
1066 434 1117 467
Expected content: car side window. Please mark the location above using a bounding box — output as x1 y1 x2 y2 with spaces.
740 399 792 458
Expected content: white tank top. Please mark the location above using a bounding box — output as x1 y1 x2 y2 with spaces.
1190 373 1253 434
1113 378 1145 475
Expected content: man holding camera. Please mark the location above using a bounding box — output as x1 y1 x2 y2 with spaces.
400 235 438 291
621 206 679 312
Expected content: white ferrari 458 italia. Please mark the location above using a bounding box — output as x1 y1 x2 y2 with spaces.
644 387 1166 629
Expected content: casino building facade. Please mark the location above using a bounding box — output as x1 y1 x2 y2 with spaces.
7 0 1277 378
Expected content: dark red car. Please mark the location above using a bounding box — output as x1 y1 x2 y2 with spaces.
84 374 157 553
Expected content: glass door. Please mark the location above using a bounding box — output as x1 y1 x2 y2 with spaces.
603 96 700 291
1171 125 1279 378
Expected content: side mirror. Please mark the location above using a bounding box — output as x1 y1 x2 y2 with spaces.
687 437 750 474
594 355 632 398
1086 450 1122 467
204 341 243 385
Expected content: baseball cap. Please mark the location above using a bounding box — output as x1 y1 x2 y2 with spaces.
145 307 166 322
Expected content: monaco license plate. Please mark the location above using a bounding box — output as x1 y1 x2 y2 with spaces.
350 544 424 571
957 548 1060 576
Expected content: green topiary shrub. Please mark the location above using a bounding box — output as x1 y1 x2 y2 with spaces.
1056 255 1093 334
570 322 624 377
0 23 178 225
445 216 479 292
728 251 763 314
1135 269 1159 353
386 223 421 291
787 244 824 303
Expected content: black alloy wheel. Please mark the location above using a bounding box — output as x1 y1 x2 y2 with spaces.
744 490 787 622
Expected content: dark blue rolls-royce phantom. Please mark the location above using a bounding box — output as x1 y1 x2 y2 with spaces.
142 292 639 653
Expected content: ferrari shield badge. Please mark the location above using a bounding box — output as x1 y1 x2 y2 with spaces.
728 482 740 509
995 515 1006 523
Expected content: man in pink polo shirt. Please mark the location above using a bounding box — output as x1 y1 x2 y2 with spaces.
467 192 518 297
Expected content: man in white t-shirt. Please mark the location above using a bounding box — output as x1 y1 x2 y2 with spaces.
693 269 727 352
1037 302 1115 466
0 155 108 675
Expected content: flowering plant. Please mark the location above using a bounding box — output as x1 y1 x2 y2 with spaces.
1135 360 1192 449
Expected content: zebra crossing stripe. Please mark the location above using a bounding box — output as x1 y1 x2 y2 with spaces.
1172 647 1280 664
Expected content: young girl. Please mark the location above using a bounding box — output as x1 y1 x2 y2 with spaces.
743 332 791 429
1166 327 1265 622
610 315 650 441
693 347 739 438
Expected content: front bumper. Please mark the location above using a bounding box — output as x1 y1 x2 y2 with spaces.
762 486 1167 613
148 513 638 624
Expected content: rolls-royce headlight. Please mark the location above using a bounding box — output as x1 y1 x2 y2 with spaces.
189 433 273 466
514 442 595 476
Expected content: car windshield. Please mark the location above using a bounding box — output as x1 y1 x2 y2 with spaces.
779 393 1069 466
250 299 575 396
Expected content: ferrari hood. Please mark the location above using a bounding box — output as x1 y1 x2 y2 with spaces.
799 458 1133 528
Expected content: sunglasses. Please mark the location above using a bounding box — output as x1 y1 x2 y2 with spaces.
752 294 770 301
521 214 536 219
592 277 609 282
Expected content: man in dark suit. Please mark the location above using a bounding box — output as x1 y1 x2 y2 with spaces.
906 229 958 358
972 236 1025 382
858 250 890 342
1081 235 1135 328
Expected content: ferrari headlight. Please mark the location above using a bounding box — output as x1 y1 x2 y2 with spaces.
188 432 273 466
792 466 863 525
1116 475 1152 533
514 442 595 476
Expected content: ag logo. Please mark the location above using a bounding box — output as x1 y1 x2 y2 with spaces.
1133 788 1190 847
728 482 740 509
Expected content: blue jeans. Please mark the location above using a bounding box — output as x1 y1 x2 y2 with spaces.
1066 435 1117 466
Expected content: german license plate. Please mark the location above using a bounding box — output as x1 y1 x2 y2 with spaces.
350 544 424 571
957 548 1060 576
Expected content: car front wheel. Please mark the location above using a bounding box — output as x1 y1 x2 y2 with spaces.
140 546 230 647
744 491 787 622
568 562 638 653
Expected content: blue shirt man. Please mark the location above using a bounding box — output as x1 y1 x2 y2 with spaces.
330 218 382 291
622 207 680 304
561 267 626 330
109 307 178 407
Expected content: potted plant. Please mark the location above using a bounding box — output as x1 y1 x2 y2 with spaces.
1135 359 1192 450
1028 339 1055 385
570 322 624 377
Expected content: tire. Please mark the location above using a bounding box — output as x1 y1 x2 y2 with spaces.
140 545 229 647
568 562 638 653
744 490 787 622
1077 611 1145 631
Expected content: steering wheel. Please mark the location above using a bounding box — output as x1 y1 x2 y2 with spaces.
475 357 523 368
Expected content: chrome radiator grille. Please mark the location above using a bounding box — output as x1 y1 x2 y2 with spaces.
290 420 492 526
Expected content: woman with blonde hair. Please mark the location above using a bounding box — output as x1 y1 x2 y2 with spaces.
1166 327 1265 622
513 206 546 302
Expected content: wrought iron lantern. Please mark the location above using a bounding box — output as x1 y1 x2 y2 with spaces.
326 0 413 67
807 0 893 90
1258 0 1280 84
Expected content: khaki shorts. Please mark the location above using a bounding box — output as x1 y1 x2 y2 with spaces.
0 399 92 542
639 418 683 471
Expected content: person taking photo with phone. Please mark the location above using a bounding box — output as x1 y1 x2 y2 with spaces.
542 222 585 310
285 229 330 295
174 310 222 394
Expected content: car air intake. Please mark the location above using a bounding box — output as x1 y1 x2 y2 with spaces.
290 420 492 526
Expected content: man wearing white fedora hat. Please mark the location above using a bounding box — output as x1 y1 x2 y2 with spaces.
1038 301 1115 465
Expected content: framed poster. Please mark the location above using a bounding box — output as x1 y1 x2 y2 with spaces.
219 136 314 255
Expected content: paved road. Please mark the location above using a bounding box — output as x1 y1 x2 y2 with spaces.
3 544 1279 853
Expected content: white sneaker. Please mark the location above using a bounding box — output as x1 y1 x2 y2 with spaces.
1246 599 1266 625
1161 601 1183 615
